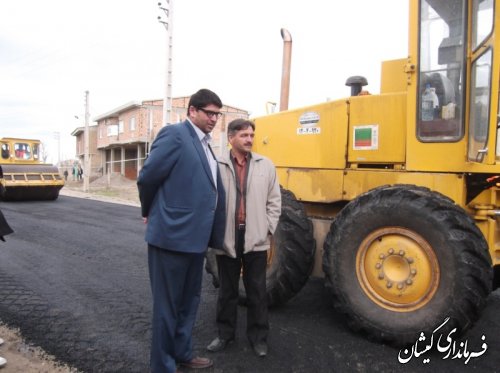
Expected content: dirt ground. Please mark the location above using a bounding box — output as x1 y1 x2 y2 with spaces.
0 323 78 373
0 174 138 372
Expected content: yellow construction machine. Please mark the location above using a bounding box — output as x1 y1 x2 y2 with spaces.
250 0 499 346
0 138 64 201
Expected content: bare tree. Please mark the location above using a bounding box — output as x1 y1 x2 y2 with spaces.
40 142 49 163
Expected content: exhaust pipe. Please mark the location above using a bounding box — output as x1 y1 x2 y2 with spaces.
279 28 292 111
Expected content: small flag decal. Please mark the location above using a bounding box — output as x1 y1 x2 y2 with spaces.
353 125 378 150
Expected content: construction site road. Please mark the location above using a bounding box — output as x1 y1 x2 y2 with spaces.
0 196 499 373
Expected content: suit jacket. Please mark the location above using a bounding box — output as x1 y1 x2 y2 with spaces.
137 120 226 253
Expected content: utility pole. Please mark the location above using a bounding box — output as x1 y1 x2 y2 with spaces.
53 131 61 165
83 90 90 192
158 0 173 126
279 28 292 112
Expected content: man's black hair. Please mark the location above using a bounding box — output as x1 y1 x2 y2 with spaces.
187 89 223 116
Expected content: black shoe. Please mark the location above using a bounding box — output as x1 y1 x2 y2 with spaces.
207 337 233 352
252 343 267 357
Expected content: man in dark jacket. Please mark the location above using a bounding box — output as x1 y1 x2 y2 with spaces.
137 89 226 373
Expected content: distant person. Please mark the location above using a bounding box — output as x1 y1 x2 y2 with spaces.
15 147 23 159
137 88 226 373
63 170 68 181
73 166 78 181
207 119 281 358
78 166 83 181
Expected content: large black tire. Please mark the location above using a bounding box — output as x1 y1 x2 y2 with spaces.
262 188 316 306
323 184 493 346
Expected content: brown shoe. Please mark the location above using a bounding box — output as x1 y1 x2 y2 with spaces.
179 356 213 369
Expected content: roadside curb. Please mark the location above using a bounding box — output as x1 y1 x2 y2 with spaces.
59 188 140 207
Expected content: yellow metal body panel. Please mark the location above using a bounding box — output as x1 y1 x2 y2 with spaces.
276 168 345 202
380 59 408 94
348 93 406 164
474 216 500 265
253 100 348 170
276 167 466 206
406 139 468 172
342 170 466 207
469 188 500 267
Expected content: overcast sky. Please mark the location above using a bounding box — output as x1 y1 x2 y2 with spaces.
0 0 408 163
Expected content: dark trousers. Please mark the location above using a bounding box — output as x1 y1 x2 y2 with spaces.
148 244 205 373
215 229 268 346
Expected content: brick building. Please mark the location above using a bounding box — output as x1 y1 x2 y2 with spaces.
72 97 248 180
70 124 102 180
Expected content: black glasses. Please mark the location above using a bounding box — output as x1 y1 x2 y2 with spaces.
198 108 223 120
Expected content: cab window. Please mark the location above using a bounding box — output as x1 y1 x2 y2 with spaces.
33 143 40 160
468 49 492 162
14 143 32 160
417 0 466 142
467 0 494 162
472 0 493 51
1 143 9 159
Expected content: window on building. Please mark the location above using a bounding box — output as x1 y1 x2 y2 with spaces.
130 117 136 131
119 120 124 133
107 125 118 136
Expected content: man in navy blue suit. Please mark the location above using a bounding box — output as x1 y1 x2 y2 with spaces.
137 89 226 373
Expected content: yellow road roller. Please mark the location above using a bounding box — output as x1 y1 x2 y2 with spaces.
0 137 64 201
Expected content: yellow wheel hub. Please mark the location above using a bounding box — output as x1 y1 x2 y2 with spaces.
356 227 440 312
